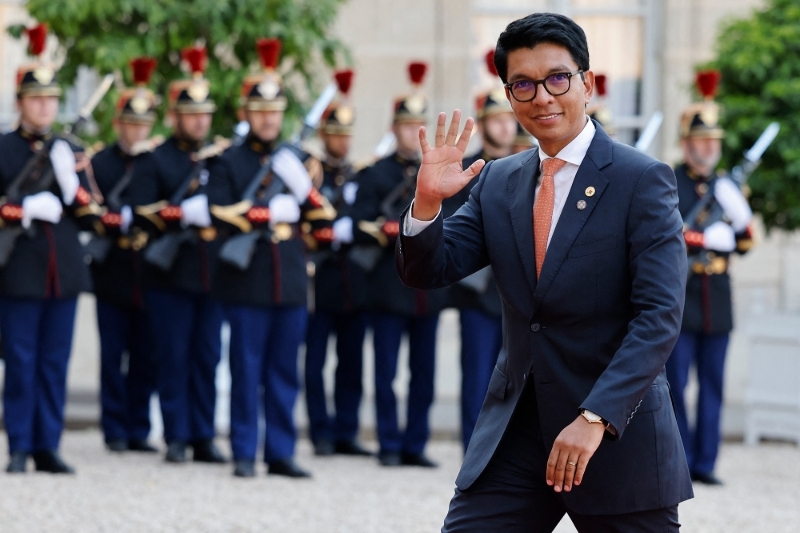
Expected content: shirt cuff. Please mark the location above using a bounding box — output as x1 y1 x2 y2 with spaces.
402 200 441 237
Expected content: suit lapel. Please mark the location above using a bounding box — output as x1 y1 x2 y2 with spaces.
532 125 613 313
507 152 540 296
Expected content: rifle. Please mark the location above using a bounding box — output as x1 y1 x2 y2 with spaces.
0 75 114 267
634 111 664 153
214 84 338 271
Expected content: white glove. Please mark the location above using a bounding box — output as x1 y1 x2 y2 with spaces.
268 194 301 224
342 182 359 206
22 191 63 228
120 205 133 234
714 178 752 232
180 194 211 228
333 216 354 244
703 221 736 252
272 149 313 202
49 140 80 205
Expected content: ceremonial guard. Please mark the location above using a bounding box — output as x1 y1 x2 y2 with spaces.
586 73 614 135
127 46 228 464
304 70 372 457
666 71 754 485
89 57 160 453
207 38 336 478
441 50 514 452
0 24 102 473
350 63 443 467
511 121 536 154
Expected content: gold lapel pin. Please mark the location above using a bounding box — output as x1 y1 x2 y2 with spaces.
577 200 587 210
585 186 595 197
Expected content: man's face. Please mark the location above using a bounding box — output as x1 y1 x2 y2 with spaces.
505 43 594 156
115 120 153 149
481 112 517 150
17 95 59 132
681 137 722 176
246 109 283 143
321 132 352 160
173 112 212 142
393 121 426 155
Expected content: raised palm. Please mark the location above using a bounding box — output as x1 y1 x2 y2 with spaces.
417 110 486 202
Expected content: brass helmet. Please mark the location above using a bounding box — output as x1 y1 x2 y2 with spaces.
240 38 287 112
680 70 724 139
393 62 428 124
320 69 355 135
116 57 158 124
16 23 61 98
587 74 614 133
167 46 216 114
476 50 513 120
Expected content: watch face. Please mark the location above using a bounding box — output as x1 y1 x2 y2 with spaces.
582 410 602 423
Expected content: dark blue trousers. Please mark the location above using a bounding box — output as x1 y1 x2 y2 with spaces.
225 304 307 462
96 299 156 443
0 297 77 454
304 311 367 444
665 330 729 476
145 289 222 444
459 309 502 451
371 312 439 455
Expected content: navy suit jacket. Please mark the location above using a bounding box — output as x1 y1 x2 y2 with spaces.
396 123 693 514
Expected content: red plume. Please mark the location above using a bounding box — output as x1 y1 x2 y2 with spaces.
182 46 207 76
130 57 157 85
485 50 498 77
696 70 721 99
25 24 48 57
334 69 354 95
595 74 607 97
408 62 427 86
256 38 281 70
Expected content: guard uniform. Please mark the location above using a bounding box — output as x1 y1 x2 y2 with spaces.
0 24 101 474
304 70 371 456
89 57 159 452
207 38 336 478
127 46 227 464
666 71 754 484
351 62 444 466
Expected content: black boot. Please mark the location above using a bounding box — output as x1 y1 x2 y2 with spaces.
313 439 335 456
335 440 373 456
192 440 227 463
106 440 128 452
6 452 28 473
128 439 158 453
32 451 75 474
165 442 187 463
401 452 438 468
267 458 311 478
234 460 256 478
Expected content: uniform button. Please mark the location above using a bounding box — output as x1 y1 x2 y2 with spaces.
530 323 540 332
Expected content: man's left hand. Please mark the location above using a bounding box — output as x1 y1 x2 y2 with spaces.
546 415 605 493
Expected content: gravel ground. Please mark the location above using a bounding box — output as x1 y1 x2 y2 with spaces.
1 431 798 532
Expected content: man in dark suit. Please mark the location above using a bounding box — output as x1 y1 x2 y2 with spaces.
396 13 692 532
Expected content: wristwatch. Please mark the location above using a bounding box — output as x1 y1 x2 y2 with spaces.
581 409 610 428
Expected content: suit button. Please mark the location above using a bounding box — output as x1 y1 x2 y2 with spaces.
530 323 540 332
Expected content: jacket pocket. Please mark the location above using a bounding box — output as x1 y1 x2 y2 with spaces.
488 365 509 400
567 235 617 259
636 384 663 414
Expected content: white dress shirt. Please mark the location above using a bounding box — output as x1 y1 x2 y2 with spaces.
404 118 596 240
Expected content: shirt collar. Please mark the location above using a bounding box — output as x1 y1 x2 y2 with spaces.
538 118 595 169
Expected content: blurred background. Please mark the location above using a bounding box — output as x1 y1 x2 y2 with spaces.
0 0 798 477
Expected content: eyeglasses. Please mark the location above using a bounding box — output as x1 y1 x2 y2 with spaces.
504 70 584 102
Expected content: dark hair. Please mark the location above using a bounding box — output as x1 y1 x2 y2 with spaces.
494 13 590 84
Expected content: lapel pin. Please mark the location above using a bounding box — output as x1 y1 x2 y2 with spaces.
577 200 587 210
585 186 595 197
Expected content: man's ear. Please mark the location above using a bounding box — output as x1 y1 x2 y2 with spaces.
236 108 245 122
582 70 595 105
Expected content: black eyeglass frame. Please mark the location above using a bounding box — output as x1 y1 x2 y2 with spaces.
504 70 585 102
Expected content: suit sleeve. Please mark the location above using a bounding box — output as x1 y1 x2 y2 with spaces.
395 161 493 290
580 162 687 438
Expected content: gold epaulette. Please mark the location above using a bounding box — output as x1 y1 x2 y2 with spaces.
193 137 232 162
210 200 254 233
129 135 166 156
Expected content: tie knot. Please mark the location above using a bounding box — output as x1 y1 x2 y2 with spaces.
542 157 567 178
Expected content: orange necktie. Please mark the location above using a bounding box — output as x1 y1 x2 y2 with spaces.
533 158 566 278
